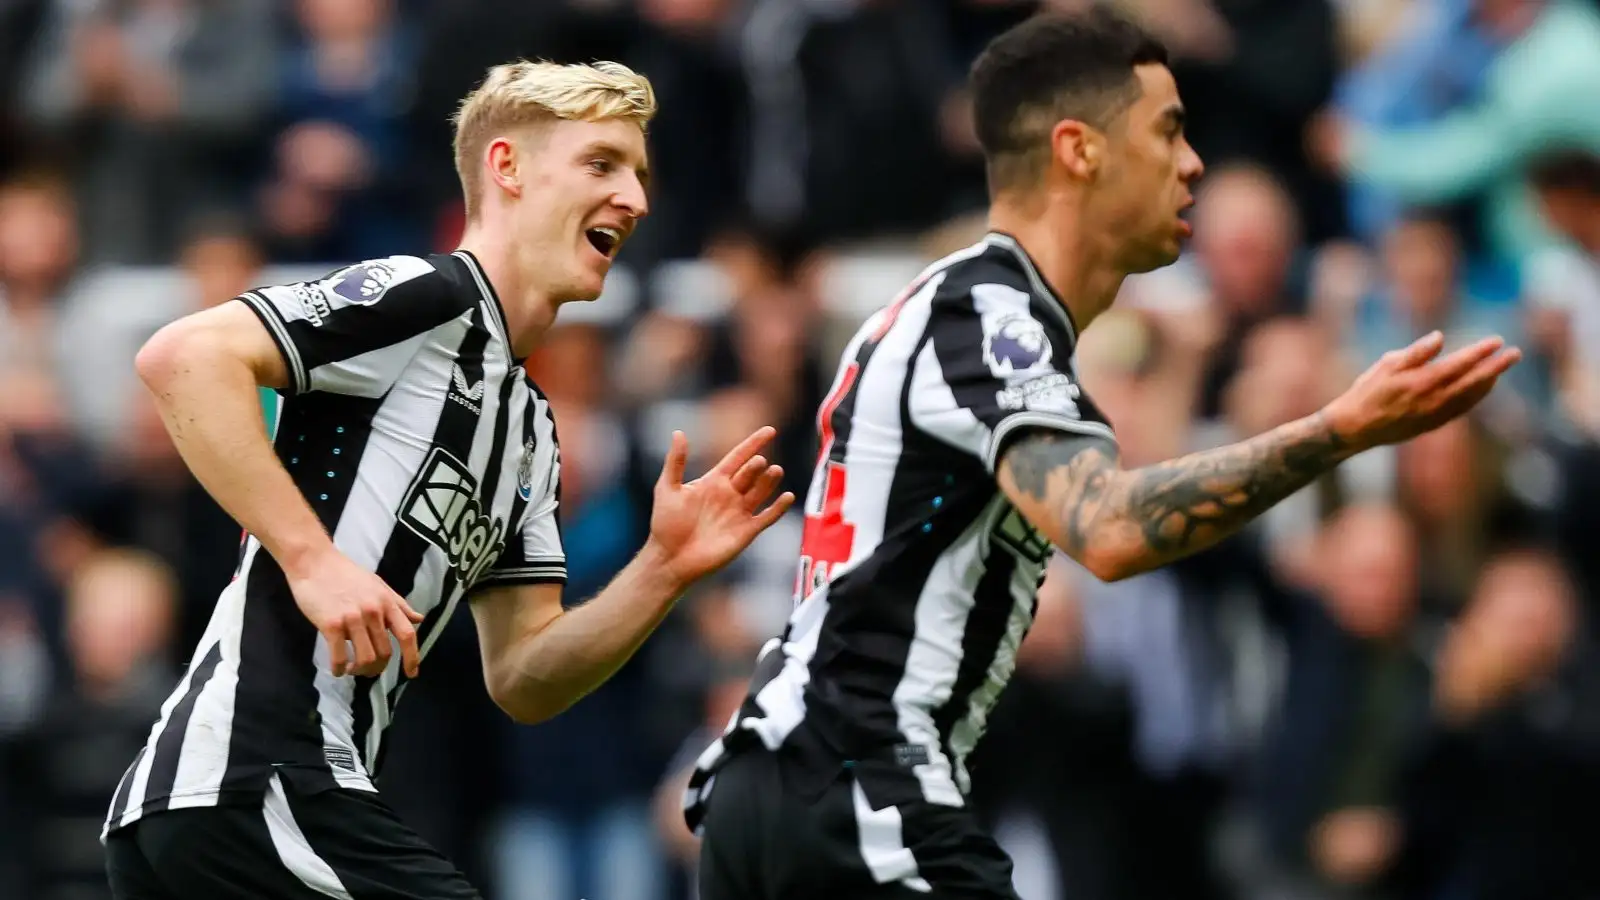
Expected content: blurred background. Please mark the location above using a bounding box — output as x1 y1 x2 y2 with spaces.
3 0 1600 899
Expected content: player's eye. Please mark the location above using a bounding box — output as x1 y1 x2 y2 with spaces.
587 158 614 175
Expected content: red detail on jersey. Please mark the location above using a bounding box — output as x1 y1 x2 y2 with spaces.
869 274 926 342
797 362 862 601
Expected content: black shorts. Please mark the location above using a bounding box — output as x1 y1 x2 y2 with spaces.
696 748 1019 900
105 771 479 900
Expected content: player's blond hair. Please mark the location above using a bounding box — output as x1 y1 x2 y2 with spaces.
452 60 657 221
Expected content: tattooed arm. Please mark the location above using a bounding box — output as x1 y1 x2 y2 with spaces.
998 412 1353 581
998 331 1520 582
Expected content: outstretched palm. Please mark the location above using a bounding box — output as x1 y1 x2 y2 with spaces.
649 426 796 587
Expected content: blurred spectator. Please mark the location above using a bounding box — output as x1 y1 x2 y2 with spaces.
1349 211 1542 411
1525 149 1600 433
652 659 755 900
1399 548 1600 900
56 215 267 451
1253 503 1432 898
20 0 279 264
1318 0 1600 264
259 0 427 262
1127 0 1344 243
4 547 177 900
1330 0 1498 244
1153 163 1308 423
0 169 78 377
493 322 663 900
1395 418 1508 609
0 366 103 652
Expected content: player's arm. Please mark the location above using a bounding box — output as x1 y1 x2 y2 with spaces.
468 546 686 724
469 429 793 725
136 259 467 676
135 300 327 572
998 331 1518 582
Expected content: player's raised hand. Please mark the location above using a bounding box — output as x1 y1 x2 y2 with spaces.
647 427 796 587
284 548 425 679
1322 331 1521 450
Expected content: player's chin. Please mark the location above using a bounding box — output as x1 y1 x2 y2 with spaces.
1126 238 1184 274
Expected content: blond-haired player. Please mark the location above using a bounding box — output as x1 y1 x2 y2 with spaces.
103 60 794 899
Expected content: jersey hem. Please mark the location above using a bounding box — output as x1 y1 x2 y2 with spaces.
984 411 1117 474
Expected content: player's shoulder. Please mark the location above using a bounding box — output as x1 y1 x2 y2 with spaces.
264 253 478 326
926 239 1042 319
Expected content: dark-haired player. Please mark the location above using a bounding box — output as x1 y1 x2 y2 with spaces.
685 8 1521 899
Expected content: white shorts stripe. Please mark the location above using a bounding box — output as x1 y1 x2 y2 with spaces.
850 780 932 893
263 773 354 900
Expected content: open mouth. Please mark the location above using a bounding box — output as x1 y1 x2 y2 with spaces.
585 227 621 258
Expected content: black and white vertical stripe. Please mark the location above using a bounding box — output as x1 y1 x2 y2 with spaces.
106 251 566 838
686 234 1117 862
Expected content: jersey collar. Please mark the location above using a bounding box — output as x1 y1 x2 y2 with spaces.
453 250 525 367
981 231 1080 348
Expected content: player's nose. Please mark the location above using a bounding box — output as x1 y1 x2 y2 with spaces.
1179 140 1205 183
614 173 649 219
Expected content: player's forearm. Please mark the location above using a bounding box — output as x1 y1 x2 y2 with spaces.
1014 413 1356 581
492 543 686 724
136 327 333 575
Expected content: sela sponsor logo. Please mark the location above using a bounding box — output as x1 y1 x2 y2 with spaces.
448 364 485 414
400 448 506 586
981 313 1054 378
996 372 1081 418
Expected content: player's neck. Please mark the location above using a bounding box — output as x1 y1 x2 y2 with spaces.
457 225 558 361
988 199 1125 331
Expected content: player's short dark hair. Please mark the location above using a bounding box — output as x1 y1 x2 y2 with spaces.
1529 149 1600 197
970 8 1168 194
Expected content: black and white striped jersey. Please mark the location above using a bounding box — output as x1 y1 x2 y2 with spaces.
685 233 1115 832
104 250 564 838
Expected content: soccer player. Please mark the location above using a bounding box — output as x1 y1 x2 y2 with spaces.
102 60 794 899
684 10 1521 899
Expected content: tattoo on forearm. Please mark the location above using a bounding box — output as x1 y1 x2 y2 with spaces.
1006 413 1351 567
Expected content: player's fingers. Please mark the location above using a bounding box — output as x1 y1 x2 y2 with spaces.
742 465 785 512
387 604 420 679
325 627 349 677
345 614 378 671
1417 337 1504 391
711 426 777 478
1387 330 1445 370
658 430 688 489
396 595 425 624
748 492 796 534
1440 348 1522 411
364 606 393 668
729 455 767 493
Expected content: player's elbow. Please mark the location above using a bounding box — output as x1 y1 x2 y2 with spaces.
135 320 201 393
1077 546 1141 583
486 672 571 726
1064 528 1151 584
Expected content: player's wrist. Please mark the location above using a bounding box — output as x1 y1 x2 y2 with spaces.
1314 400 1370 455
635 537 695 596
271 531 340 580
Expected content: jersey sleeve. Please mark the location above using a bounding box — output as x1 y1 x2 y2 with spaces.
236 256 470 398
474 426 566 590
908 281 1115 474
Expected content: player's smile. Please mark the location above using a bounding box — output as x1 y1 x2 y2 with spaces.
581 219 630 267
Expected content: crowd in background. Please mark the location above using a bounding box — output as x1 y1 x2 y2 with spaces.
3 0 1600 899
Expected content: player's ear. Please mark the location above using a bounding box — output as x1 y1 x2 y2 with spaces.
486 136 522 199
1050 119 1099 181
